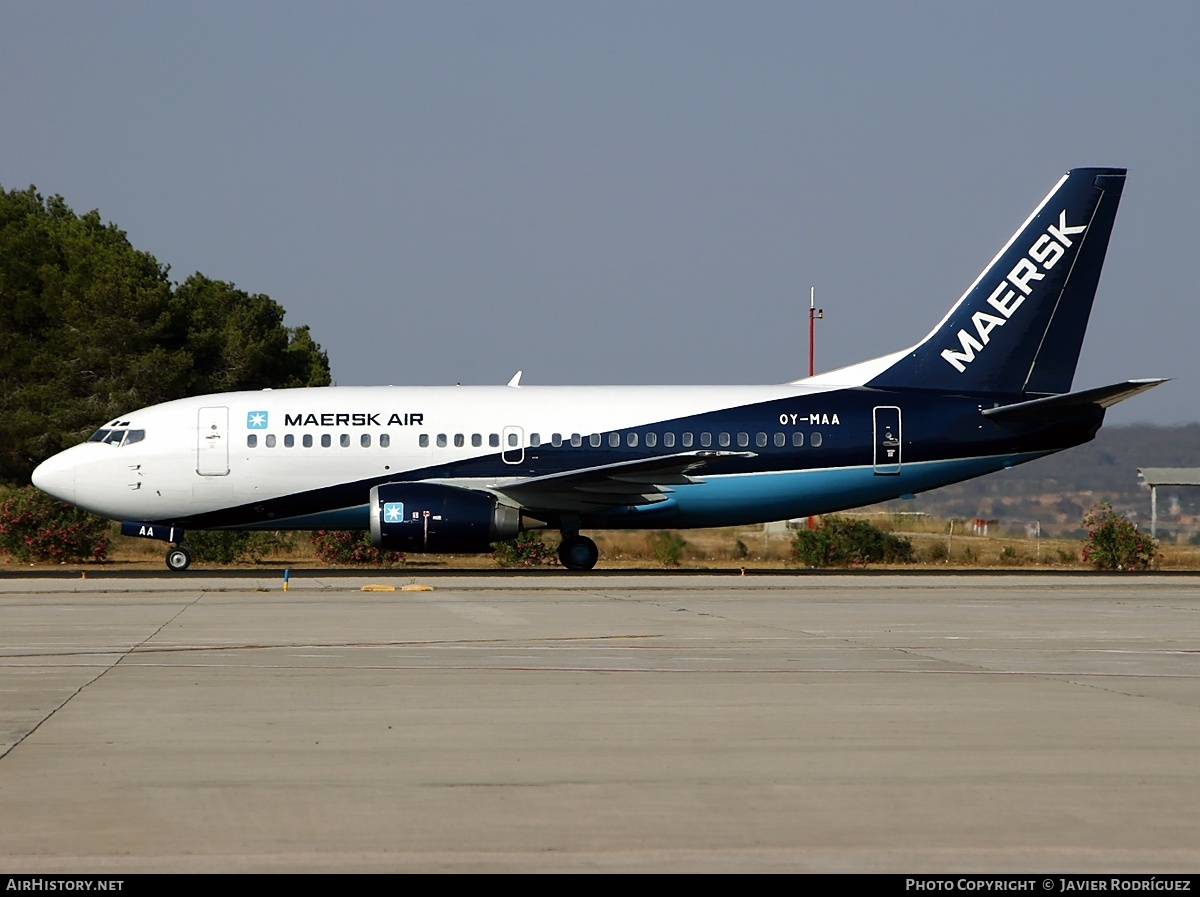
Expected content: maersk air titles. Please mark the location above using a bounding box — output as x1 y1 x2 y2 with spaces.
32 168 1164 571
281 412 425 428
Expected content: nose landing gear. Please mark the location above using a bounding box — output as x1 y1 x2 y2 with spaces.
119 522 191 572
165 545 192 572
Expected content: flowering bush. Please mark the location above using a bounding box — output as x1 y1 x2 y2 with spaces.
492 530 558 567
1080 503 1157 571
309 530 404 566
0 487 109 563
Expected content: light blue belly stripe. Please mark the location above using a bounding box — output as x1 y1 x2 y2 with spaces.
589 452 1049 528
236 452 1049 533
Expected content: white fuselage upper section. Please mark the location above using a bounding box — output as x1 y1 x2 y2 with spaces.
33 382 838 523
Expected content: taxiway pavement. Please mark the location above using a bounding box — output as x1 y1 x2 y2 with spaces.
1 573 1198 872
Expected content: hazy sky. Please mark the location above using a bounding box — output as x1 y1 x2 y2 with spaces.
2 2 1196 424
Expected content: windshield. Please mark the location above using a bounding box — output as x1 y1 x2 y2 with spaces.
87 426 145 447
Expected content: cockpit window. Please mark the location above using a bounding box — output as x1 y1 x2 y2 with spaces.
87 427 145 447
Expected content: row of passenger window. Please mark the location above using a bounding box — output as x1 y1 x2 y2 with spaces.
419 431 823 448
246 430 823 449
247 433 393 448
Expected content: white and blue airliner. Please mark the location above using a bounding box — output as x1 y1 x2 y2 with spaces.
32 168 1164 570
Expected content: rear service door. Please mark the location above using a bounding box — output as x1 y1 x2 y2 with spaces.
873 406 901 475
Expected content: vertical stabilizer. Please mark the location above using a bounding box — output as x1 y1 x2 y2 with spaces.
869 168 1126 396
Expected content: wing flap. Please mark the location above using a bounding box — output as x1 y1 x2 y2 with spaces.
493 451 755 513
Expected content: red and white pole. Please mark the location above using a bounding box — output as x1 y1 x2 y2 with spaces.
808 287 816 378
806 287 823 530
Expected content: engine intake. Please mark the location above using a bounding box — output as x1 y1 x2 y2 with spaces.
369 483 524 553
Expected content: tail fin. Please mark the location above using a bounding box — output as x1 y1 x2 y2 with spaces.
869 167 1126 396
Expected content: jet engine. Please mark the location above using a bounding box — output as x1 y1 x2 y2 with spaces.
368 483 528 553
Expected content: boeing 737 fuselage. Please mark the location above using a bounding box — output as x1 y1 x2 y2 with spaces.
32 168 1165 570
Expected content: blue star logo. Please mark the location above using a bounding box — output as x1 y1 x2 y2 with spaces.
383 502 404 523
247 411 268 429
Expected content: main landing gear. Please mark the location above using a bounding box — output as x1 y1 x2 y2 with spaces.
557 534 599 571
165 544 193 572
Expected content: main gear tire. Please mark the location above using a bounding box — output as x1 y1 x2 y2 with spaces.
557 535 599 571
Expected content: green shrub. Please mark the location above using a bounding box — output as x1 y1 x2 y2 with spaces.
245 530 297 561
492 530 558 567
1080 503 1157 571
648 530 687 567
0 486 109 563
791 516 914 567
186 530 296 564
310 530 404 566
998 544 1025 566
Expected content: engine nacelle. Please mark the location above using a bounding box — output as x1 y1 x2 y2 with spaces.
369 483 524 553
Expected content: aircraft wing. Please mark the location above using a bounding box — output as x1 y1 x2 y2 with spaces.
490 451 756 512
981 379 1169 422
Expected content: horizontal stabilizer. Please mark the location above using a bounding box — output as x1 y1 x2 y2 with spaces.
981 379 1168 422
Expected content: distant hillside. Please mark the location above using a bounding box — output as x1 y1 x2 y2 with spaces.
872 423 1200 538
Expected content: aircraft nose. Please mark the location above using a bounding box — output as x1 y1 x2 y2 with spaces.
31 452 76 504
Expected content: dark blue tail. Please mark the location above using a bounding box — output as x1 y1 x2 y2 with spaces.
869 168 1126 396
